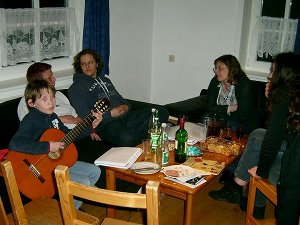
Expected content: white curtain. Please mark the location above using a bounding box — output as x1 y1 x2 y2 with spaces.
250 16 298 59
0 7 79 67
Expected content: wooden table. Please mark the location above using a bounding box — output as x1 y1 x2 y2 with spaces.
106 138 246 225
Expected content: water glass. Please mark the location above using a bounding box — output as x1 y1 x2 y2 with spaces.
142 139 152 161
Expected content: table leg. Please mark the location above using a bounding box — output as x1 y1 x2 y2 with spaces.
184 194 193 225
106 168 116 218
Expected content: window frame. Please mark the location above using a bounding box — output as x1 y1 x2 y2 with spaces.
240 0 297 79
0 0 83 83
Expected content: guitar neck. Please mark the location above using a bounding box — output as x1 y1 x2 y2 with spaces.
59 98 110 147
61 113 95 146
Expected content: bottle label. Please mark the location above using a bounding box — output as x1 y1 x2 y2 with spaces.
161 149 169 165
175 140 187 152
151 133 160 151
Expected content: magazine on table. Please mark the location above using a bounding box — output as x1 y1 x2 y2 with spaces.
164 174 206 188
94 147 142 169
183 157 225 175
161 165 208 188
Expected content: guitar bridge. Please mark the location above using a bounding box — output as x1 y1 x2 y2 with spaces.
23 159 45 183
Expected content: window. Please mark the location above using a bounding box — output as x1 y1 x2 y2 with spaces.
0 0 66 9
0 0 79 74
241 0 299 75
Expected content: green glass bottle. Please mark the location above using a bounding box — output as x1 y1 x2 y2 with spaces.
148 108 156 138
160 123 169 166
175 117 188 163
150 110 161 152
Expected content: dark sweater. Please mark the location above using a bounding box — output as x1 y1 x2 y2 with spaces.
280 132 300 189
8 108 91 154
205 75 259 131
256 97 290 178
68 73 130 129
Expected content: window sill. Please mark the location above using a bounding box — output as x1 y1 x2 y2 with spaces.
0 58 74 103
246 70 268 82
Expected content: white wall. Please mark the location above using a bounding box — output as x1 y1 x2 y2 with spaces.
0 0 244 105
109 0 154 102
110 0 244 104
151 0 243 104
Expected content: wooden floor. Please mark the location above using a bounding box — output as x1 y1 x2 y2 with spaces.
80 175 276 225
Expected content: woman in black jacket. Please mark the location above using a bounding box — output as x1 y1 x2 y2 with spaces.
249 73 300 225
205 54 258 133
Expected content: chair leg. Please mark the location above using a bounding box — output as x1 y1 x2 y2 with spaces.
246 176 257 225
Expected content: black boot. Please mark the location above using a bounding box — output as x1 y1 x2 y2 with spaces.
219 170 234 184
209 179 243 204
239 196 266 219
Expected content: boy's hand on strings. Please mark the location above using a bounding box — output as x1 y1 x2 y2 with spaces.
49 141 65 152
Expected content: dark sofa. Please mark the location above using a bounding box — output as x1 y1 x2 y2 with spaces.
164 80 268 128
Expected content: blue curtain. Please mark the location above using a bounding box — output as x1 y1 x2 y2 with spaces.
83 0 110 75
294 19 300 53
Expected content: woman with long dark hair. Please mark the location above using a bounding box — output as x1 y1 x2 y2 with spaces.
277 81 300 224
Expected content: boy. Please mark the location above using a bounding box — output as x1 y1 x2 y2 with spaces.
9 79 102 209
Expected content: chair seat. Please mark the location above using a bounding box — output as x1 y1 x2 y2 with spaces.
101 217 141 225
23 198 64 225
7 197 99 225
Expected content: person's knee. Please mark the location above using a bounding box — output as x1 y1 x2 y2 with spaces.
92 166 101 182
78 176 91 186
249 128 266 142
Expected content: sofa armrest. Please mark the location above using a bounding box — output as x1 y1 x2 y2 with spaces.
164 95 207 123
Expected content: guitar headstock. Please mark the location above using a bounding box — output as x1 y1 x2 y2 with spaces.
94 98 110 113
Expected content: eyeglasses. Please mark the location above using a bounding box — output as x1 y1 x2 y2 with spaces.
213 67 226 73
81 60 96 68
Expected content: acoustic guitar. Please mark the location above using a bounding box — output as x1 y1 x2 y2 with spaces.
6 98 110 200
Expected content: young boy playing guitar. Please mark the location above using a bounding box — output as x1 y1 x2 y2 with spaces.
8 80 103 209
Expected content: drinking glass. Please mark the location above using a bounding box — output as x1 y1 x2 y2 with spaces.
142 139 152 161
204 114 224 137
236 123 245 141
224 127 232 141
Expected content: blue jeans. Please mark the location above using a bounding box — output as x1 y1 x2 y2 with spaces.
69 161 101 209
234 128 286 207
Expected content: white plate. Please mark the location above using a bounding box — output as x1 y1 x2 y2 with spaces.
131 162 161 175
162 165 196 179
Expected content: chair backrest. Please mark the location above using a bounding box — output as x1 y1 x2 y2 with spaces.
1 160 28 225
0 196 10 225
1 160 98 225
246 175 277 225
55 165 160 225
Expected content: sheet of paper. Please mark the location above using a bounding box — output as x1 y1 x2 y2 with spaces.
166 122 207 144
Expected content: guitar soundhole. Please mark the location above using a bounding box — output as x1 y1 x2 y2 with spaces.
48 151 61 160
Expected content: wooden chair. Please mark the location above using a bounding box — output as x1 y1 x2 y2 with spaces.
0 160 98 225
246 175 277 225
0 196 9 225
54 165 160 225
